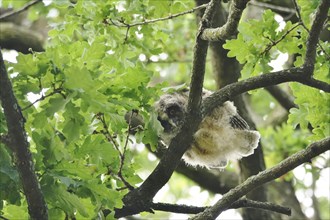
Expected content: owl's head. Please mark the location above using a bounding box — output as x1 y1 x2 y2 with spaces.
154 92 188 143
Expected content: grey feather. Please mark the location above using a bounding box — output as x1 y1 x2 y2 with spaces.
230 115 250 130
155 89 260 169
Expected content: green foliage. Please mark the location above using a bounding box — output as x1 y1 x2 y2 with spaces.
0 145 20 207
223 10 303 78
224 6 330 140
1 0 199 218
288 39 330 140
296 0 320 27
1 0 30 9
1 0 329 219
261 124 310 168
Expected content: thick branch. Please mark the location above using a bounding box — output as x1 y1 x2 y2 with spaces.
152 198 290 216
0 22 44 53
0 50 48 219
200 0 249 41
230 198 291 216
175 164 237 194
192 137 330 220
202 67 330 116
116 0 329 218
265 85 297 111
115 0 219 217
303 0 329 75
0 134 11 147
152 143 238 194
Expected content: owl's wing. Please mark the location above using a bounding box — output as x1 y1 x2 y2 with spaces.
229 115 250 130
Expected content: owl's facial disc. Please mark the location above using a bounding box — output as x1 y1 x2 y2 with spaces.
157 116 174 133
157 103 184 133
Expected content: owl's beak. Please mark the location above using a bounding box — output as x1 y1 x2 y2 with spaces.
157 114 180 133
169 118 180 127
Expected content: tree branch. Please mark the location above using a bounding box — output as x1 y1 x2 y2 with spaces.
152 198 291 216
191 137 330 220
0 134 11 147
202 67 330 116
0 50 48 219
292 0 330 61
21 88 64 111
0 22 44 53
0 0 42 21
151 142 239 194
248 0 296 14
115 1 219 217
109 3 208 28
115 0 329 218
265 85 297 111
262 22 301 55
200 0 249 41
230 198 291 216
302 0 329 75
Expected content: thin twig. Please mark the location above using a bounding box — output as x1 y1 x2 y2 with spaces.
109 3 208 28
97 112 134 190
117 111 135 191
21 88 64 111
292 0 303 25
98 113 121 153
0 0 42 21
292 0 330 60
249 0 296 14
109 3 208 42
262 22 301 55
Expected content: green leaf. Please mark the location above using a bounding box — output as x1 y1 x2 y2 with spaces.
288 107 309 129
64 66 94 91
142 112 163 150
44 96 69 117
0 145 19 183
2 204 28 220
15 54 38 76
44 184 89 217
79 135 119 166
83 180 122 208
62 119 81 142
223 34 250 64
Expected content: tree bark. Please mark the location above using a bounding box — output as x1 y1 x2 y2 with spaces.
196 0 273 219
0 22 44 53
0 50 48 219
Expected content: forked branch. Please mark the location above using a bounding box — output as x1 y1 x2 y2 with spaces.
191 137 330 220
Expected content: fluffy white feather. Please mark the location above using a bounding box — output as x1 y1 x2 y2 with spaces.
155 90 260 169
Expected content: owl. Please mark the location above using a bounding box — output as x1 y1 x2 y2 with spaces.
155 89 260 169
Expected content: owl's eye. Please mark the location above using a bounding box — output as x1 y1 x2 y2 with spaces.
169 109 176 116
167 105 180 117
